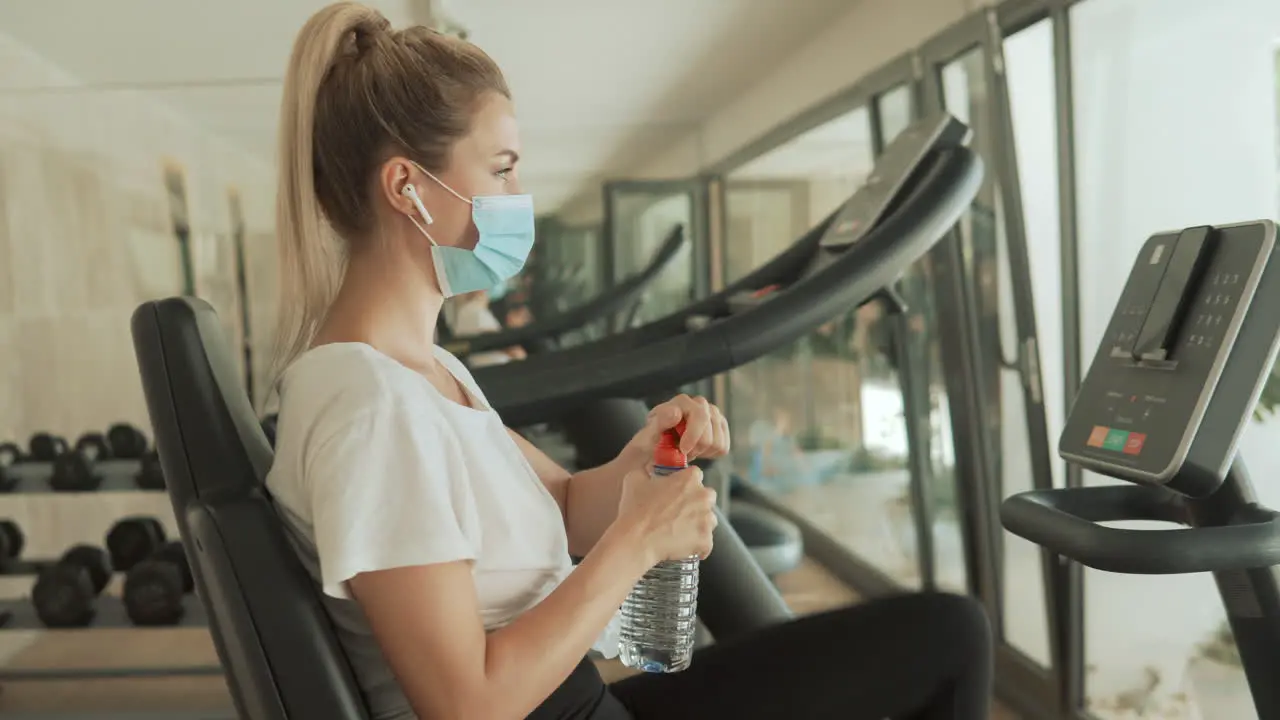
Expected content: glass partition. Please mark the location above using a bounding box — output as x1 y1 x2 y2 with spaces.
877 84 915 147
724 107 934 587
530 216 605 343
935 37 1058 669
605 181 704 327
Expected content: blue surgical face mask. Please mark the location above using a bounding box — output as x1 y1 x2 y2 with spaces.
487 278 512 302
403 162 535 299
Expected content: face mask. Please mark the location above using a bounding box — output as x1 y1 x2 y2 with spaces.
488 278 512 302
402 162 535 299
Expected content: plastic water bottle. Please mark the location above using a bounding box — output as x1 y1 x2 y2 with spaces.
618 423 700 673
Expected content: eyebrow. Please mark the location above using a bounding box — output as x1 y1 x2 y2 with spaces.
496 149 520 164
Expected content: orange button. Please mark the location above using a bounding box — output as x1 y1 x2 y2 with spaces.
1087 426 1110 448
1123 433 1147 455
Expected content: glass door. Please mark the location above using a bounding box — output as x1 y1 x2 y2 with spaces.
869 72 971 597
603 179 709 329
918 8 1061 716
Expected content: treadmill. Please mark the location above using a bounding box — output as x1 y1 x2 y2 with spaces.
437 224 687 360
1002 221 1280 718
473 112 984 429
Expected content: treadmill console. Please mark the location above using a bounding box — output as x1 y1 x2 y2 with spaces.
819 112 971 249
1061 221 1278 497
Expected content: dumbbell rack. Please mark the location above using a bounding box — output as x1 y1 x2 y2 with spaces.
0 457 223 683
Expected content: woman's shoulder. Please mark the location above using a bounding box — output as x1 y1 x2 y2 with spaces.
279 343 433 423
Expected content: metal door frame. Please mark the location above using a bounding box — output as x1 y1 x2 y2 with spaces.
919 8 1064 717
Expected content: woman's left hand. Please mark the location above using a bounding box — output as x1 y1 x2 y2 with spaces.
623 394 731 467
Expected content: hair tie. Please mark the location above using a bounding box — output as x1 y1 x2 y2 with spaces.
346 15 391 58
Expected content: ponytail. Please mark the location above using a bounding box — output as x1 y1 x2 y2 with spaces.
269 1 509 387
271 2 387 381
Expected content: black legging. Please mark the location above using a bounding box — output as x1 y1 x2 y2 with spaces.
531 592 993 720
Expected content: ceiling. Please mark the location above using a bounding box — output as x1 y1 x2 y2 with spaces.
0 0 856 212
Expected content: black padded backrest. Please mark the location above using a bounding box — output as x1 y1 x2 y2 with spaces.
131 296 370 720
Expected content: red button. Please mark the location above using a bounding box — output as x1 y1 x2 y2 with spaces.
1087 426 1110 448
1123 433 1147 455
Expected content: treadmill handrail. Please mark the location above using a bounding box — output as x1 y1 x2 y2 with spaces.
1001 485 1280 574
477 146 983 426
444 224 687 355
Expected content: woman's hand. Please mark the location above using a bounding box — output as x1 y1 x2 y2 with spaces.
622 394 731 468
615 464 718 566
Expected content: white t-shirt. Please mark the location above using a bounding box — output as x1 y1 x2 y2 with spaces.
265 342 617 720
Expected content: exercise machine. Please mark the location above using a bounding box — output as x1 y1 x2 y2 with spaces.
470 111 982 626
470 113 982 428
127 111 981 719
1002 221 1280 718
437 223 687 360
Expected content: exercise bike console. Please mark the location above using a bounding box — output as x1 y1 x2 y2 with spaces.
1001 220 1280 718
1061 223 1275 495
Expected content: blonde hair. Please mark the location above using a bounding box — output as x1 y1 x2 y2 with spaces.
272 1 509 378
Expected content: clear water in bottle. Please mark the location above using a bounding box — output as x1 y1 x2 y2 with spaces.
618 452 701 673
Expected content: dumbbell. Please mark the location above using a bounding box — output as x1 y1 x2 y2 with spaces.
106 423 148 460
28 432 68 463
0 520 25 564
31 544 111 628
0 444 19 492
135 450 166 490
105 517 167 573
124 540 193 626
50 434 112 492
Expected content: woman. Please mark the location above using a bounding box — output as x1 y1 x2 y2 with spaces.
265 4 993 719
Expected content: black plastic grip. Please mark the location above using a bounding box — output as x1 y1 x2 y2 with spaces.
1001 486 1280 574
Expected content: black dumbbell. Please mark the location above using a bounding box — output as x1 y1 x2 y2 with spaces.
28 433 67 463
135 451 166 490
106 423 148 460
0 444 19 492
74 433 112 462
105 517 166 572
152 541 193 593
0 520 24 563
124 541 192 626
31 544 111 628
50 448 103 492
50 433 113 492
0 443 22 466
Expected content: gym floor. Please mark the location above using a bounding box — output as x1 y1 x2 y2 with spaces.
0 561 1019 718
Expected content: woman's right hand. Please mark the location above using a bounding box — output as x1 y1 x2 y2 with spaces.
616 465 718 567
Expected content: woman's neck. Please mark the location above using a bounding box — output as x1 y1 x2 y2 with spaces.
316 248 444 366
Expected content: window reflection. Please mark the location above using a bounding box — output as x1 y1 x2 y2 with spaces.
609 190 695 326
878 84 914 146
532 217 604 343
723 107 929 587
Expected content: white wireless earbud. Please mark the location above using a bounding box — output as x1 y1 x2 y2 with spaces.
401 184 434 225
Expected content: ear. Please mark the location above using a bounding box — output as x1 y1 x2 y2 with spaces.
377 156 423 217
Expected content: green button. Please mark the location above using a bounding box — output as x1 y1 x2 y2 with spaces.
1102 429 1129 451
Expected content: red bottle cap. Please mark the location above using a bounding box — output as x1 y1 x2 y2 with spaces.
654 420 688 469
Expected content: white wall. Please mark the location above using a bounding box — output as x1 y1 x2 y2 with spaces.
0 31 276 557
